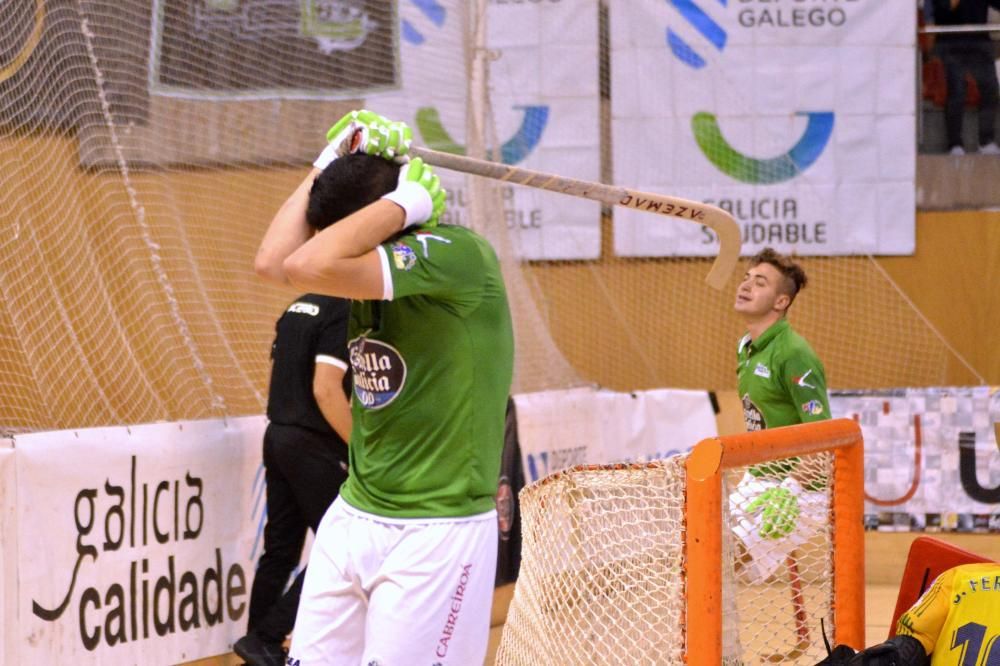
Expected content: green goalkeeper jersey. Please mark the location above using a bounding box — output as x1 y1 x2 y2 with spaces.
339 225 514 518
736 319 829 431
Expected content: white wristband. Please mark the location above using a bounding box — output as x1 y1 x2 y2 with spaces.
313 142 341 171
381 181 432 228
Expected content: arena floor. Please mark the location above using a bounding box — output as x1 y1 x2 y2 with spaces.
188 533 1000 665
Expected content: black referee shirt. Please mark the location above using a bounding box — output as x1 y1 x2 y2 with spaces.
266 294 351 441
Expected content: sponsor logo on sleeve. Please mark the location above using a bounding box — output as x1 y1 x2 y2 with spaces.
414 231 451 257
801 400 824 416
793 369 816 389
753 363 771 379
392 243 417 271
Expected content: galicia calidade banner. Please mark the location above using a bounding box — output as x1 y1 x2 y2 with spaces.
1 440 16 666
371 0 602 260
610 1 915 257
831 387 1000 532
13 417 265 664
513 387 718 484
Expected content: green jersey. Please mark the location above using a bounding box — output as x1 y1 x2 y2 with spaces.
339 225 515 518
736 319 829 431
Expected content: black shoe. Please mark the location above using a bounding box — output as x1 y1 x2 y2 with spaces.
233 633 287 666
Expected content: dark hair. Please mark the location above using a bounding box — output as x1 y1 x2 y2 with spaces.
306 153 401 230
748 247 808 306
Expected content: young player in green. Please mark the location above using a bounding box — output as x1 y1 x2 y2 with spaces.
730 248 831 583
254 110 514 665
735 247 829 432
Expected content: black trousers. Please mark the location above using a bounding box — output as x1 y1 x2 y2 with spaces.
247 422 349 643
938 40 999 149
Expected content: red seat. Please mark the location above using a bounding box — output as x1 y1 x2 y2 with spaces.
887 536 994 638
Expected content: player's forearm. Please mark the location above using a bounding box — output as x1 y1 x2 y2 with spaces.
282 199 404 299
295 199 405 262
314 364 352 442
317 392 352 444
255 170 319 286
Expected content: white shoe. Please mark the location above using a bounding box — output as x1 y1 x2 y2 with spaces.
978 142 1000 155
949 145 966 156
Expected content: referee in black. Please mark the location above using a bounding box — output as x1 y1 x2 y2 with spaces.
235 293 352 666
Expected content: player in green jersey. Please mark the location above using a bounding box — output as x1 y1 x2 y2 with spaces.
730 248 831 584
255 110 514 665
735 247 829 432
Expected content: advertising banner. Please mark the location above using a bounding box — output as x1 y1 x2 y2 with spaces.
0 440 16 666
150 0 399 97
831 387 1000 532
513 387 718 484
14 416 265 664
371 0 602 260
611 1 915 257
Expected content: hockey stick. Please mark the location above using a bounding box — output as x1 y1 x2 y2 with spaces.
410 146 742 291
764 553 811 663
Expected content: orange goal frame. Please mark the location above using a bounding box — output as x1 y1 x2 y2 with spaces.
684 418 866 663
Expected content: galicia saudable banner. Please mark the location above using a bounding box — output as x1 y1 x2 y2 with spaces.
610 1 915 257
13 417 265 664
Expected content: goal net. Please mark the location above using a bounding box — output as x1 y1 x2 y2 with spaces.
497 419 865 665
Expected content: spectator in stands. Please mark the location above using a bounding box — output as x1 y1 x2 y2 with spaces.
931 0 1000 155
815 561 1000 665
234 294 352 666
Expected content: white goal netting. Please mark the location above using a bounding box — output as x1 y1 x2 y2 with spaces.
0 0 981 434
497 450 840 665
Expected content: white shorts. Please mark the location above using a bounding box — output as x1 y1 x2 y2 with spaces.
729 474 827 584
288 497 498 666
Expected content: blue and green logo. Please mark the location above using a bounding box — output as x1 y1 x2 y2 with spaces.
401 1 548 164
692 111 834 184
666 0 727 69
666 0 834 184
402 0 445 45
416 105 549 165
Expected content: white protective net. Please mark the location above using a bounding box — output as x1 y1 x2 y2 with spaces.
0 0 982 434
497 450 840 665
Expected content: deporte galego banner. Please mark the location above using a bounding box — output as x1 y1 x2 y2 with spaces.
611 0 915 257
9 416 265 664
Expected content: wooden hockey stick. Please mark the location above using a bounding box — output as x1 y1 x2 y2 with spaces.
410 146 742 291
764 554 812 663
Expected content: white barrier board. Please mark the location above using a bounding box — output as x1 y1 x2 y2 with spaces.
12 416 265 664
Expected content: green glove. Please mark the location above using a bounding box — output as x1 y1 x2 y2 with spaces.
746 487 800 539
323 109 412 163
380 157 447 228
